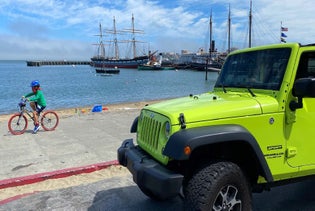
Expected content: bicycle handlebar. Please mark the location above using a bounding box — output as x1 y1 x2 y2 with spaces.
18 98 27 108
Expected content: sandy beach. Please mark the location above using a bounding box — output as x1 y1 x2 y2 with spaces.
0 100 162 202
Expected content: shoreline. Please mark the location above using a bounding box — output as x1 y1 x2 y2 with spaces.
0 99 165 122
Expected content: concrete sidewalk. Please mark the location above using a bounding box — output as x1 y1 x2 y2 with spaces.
0 105 140 186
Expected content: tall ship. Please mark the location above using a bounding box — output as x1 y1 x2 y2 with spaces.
91 14 149 69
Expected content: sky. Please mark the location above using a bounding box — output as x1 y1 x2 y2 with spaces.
0 0 313 60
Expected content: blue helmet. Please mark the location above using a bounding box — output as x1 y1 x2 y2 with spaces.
30 80 40 87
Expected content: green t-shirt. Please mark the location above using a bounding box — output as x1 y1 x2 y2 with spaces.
25 90 47 107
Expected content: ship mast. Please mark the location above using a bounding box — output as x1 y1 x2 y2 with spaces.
205 11 213 81
228 4 231 53
97 23 105 58
209 10 213 57
248 0 252 48
131 14 136 58
121 14 145 59
113 16 119 60
104 15 145 59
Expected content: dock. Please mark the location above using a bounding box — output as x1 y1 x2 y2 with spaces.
26 60 92 67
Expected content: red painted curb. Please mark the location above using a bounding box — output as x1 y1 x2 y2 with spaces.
0 192 39 205
0 160 119 190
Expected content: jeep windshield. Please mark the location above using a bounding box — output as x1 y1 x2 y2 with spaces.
215 48 291 90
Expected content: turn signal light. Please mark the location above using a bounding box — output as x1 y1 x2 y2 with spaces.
184 146 191 155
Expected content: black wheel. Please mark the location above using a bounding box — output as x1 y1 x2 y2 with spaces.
41 111 59 131
8 114 28 135
184 162 252 211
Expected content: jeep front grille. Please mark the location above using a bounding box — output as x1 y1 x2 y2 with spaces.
139 115 162 150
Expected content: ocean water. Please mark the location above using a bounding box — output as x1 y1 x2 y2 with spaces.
0 60 219 114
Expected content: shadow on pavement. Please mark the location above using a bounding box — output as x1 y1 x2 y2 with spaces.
88 186 183 211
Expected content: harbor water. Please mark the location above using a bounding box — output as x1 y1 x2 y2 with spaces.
0 60 219 114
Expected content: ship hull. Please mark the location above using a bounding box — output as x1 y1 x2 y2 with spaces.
91 56 149 69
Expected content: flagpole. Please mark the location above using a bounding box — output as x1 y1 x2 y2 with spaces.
280 21 282 43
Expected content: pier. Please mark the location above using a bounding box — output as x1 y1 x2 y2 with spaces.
26 60 92 67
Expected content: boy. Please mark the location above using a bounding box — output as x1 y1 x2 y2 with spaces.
24 80 47 133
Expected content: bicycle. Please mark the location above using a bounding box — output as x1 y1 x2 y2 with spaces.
8 98 59 135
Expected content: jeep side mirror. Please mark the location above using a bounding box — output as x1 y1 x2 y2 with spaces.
290 78 315 111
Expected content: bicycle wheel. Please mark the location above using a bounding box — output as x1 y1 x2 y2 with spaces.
41 111 59 131
8 114 28 135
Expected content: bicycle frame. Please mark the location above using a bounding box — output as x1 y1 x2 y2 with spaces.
18 100 37 124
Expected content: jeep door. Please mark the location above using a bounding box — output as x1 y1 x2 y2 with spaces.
286 51 315 169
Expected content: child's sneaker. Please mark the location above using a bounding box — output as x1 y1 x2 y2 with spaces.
33 124 41 133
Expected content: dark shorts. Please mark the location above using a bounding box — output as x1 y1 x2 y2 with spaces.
35 103 46 114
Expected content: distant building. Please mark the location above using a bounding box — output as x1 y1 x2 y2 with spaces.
178 50 196 64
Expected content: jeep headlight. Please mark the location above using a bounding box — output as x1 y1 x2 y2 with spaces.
164 121 171 139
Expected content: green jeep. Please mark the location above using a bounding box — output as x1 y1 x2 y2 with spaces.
118 43 315 210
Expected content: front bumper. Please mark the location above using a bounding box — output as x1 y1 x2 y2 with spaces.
117 139 184 199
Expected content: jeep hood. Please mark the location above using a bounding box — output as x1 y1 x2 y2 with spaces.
144 91 279 124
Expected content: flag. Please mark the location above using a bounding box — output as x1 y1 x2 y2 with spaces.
281 27 288 31
281 38 286 43
281 32 287 38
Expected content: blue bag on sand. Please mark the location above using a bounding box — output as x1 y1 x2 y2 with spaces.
92 105 102 112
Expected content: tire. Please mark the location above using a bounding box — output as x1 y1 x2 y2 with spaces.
8 114 28 135
184 161 252 211
41 111 59 131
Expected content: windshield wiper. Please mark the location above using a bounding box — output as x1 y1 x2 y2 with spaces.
247 87 256 97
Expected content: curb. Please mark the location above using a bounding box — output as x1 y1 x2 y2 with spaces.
0 160 119 190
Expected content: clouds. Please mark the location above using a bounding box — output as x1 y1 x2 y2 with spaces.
7 21 50 38
0 0 313 60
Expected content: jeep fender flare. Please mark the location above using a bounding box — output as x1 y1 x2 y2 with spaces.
163 124 273 182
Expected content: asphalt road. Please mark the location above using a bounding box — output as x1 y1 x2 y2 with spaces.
1 174 315 210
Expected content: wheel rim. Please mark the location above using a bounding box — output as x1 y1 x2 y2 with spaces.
8 114 28 135
213 185 241 211
41 111 59 131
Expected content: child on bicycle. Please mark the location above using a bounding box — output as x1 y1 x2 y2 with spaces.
23 80 47 133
